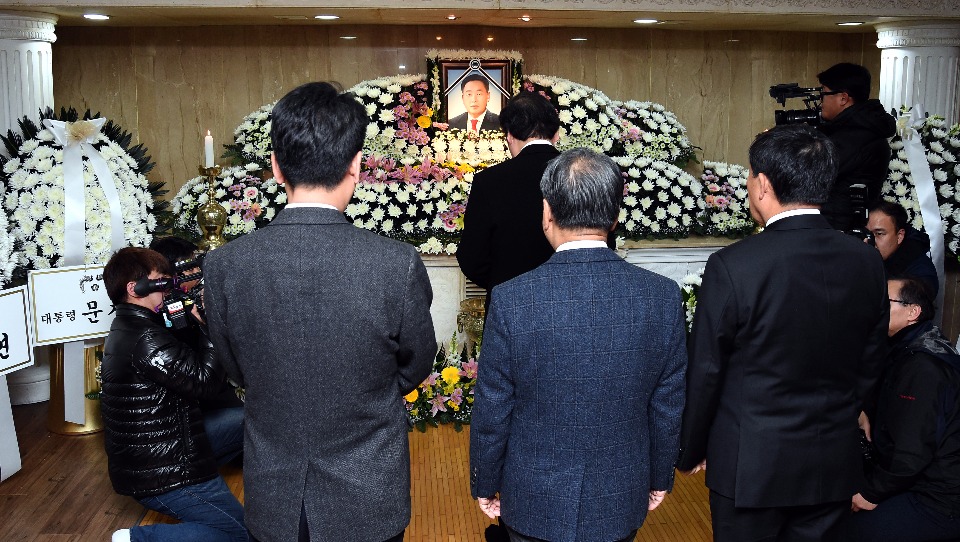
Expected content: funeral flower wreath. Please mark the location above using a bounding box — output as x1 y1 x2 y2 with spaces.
1 108 161 284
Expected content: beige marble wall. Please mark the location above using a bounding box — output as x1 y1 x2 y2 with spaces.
51 25 880 195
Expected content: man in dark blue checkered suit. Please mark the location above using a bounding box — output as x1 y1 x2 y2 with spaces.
469 148 687 542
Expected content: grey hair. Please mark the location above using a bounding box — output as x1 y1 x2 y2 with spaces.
540 147 624 230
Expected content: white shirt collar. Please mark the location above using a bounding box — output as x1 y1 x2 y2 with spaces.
521 139 555 151
765 208 820 226
556 240 608 252
285 202 340 211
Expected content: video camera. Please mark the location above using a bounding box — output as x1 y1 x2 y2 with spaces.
133 254 205 330
769 83 824 126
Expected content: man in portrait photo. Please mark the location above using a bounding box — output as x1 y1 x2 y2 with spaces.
448 74 500 133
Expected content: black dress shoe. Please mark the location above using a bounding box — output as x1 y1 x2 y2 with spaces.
484 524 510 542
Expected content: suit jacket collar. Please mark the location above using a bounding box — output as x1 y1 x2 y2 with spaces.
543 246 619 265
270 205 348 226
762 213 832 232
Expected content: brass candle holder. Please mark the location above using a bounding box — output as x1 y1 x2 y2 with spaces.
196 165 227 252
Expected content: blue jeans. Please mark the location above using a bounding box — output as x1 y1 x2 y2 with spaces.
203 406 244 466
132 407 246 541
133 476 246 542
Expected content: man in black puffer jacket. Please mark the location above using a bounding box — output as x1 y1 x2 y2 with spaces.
100 247 246 542
834 277 960 541
817 62 897 232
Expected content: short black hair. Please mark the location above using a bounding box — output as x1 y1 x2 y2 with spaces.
540 147 624 231
460 74 490 93
500 92 561 141
891 276 935 324
818 62 871 103
149 236 198 268
869 200 909 233
748 124 837 206
103 247 172 305
270 81 367 190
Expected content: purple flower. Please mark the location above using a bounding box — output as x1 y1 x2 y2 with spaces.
449 387 464 407
430 395 449 416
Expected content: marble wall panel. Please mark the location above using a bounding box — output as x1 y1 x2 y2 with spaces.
50 25 881 196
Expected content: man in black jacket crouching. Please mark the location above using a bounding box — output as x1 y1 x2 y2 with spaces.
100 247 245 542
833 276 960 541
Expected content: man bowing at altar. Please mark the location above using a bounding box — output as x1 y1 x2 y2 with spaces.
676 124 889 541
204 81 436 542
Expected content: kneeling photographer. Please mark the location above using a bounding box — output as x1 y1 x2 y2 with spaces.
150 236 243 409
101 247 246 542
770 62 896 233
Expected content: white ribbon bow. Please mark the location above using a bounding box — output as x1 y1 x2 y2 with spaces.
42 118 126 266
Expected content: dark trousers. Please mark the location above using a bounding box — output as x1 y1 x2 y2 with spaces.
710 490 847 542
831 492 960 542
504 523 636 542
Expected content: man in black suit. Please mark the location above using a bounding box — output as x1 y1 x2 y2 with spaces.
457 91 560 302
448 74 501 132
677 124 889 541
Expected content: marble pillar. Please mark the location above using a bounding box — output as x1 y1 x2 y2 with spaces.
0 10 57 406
876 21 960 124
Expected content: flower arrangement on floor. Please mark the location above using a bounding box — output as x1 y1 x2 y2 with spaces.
612 155 701 239
881 113 960 257
170 163 286 242
612 100 696 167
405 333 478 432
523 74 621 153
0 108 161 284
681 267 705 332
696 161 755 237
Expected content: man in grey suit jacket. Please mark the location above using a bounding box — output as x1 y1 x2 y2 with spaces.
204 82 436 542
470 148 687 542
676 124 888 541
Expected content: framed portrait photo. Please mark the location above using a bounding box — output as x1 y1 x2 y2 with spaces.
441 59 510 131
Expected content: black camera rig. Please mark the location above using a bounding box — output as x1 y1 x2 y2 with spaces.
769 83 823 126
133 255 205 330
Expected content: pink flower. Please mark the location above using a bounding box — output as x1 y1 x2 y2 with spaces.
449 387 464 407
429 395 449 416
460 359 478 379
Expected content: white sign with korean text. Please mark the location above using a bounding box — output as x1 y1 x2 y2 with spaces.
0 286 33 376
28 265 113 346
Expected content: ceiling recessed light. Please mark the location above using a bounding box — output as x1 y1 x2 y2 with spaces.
837 21 864 26
83 13 110 20
339 36 357 40
399 65 406 69
519 16 531 22
447 15 458 20
435 36 442 40
486 36 494 42
633 18 658 24
314 15 339 20
571 37 588 41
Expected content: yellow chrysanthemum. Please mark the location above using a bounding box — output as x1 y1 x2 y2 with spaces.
404 389 419 403
441 366 461 384
416 115 432 129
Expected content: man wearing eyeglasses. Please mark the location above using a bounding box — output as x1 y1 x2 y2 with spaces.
816 62 897 232
833 277 960 541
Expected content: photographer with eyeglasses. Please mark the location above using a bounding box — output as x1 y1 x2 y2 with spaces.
833 277 960 541
816 63 897 232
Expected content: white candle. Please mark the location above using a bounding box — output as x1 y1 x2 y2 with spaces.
204 131 214 168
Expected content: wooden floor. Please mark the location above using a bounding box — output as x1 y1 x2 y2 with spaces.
0 401 712 541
